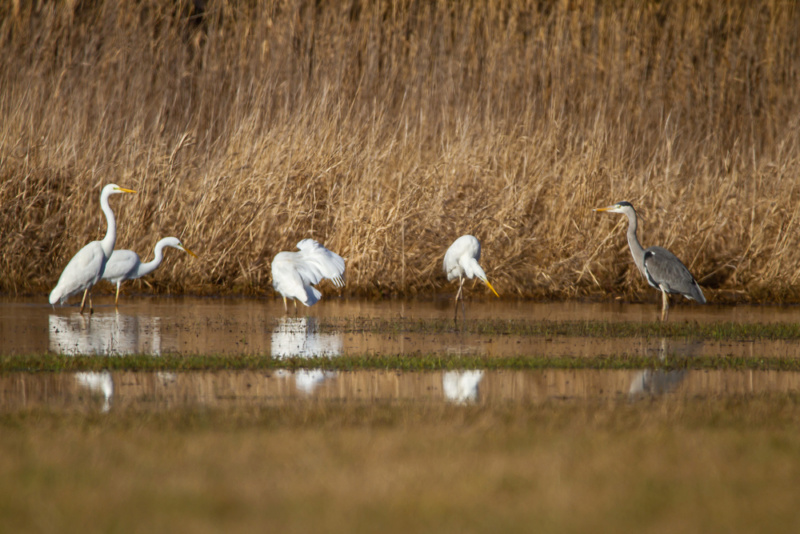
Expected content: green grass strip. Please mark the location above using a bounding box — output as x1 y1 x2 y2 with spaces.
2 352 800 373
313 317 800 340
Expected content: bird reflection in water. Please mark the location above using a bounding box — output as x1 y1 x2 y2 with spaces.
271 316 342 395
629 336 698 398
75 371 113 412
629 369 687 398
442 370 484 404
49 312 163 356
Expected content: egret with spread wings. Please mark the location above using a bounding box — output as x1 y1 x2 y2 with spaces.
271 239 345 312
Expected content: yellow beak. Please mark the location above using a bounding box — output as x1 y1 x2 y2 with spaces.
484 279 500 298
593 205 614 212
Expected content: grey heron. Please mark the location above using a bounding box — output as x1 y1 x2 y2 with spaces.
443 235 499 323
271 239 345 313
593 201 706 321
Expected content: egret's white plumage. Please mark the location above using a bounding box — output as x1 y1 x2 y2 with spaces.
443 235 499 322
271 317 341 394
442 370 484 404
594 201 706 321
271 239 345 312
75 371 114 413
102 237 196 305
49 184 136 313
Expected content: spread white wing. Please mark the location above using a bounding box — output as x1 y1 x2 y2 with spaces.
271 240 345 307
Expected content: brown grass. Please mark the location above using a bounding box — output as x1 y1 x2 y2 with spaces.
1 398 800 533
2 0 800 301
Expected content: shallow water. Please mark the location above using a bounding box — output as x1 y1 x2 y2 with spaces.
3 296 800 358
3 296 800 410
1 368 798 412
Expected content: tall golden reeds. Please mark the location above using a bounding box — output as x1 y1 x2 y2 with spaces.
1 0 799 301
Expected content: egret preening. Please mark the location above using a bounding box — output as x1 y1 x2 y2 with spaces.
593 201 706 321
443 235 499 322
271 239 345 312
102 237 197 305
49 184 137 313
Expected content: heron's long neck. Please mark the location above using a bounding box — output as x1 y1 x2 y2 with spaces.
100 193 117 258
625 210 646 278
136 242 167 278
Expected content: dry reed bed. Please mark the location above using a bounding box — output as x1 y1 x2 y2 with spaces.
1 0 800 301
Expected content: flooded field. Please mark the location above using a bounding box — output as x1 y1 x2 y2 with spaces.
4 296 800 360
3 296 800 533
1 295 800 408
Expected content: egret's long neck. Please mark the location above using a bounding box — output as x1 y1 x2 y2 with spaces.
136 241 167 278
624 208 646 278
100 192 117 258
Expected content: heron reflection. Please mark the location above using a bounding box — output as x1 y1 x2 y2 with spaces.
442 370 484 404
49 312 163 356
629 369 687 397
75 371 113 412
630 337 695 397
271 316 342 394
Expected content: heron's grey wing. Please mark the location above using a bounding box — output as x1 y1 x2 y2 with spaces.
643 247 706 303
629 369 688 396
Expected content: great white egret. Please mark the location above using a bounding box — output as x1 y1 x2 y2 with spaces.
594 201 706 321
49 184 136 313
102 237 197 305
443 235 499 322
271 239 345 312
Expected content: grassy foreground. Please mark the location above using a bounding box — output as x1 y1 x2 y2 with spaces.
1 399 799 533
2 1 800 301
